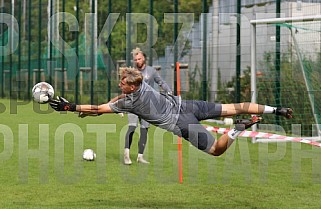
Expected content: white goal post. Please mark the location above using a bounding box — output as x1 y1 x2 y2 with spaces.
250 15 321 139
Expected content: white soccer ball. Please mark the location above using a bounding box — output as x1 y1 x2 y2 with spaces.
82 149 96 161
32 82 55 104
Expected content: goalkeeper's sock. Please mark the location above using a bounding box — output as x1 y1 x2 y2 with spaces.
227 128 242 140
263 105 276 114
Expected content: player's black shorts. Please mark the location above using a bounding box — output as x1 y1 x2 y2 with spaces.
175 100 222 153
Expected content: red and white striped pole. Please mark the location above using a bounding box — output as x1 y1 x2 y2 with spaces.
205 125 321 148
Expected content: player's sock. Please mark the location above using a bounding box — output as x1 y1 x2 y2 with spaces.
263 105 276 114
227 128 242 140
124 148 130 156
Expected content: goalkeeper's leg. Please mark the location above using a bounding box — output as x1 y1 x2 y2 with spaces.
220 103 293 119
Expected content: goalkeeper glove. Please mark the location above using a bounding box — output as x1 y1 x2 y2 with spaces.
78 112 102 118
49 96 76 111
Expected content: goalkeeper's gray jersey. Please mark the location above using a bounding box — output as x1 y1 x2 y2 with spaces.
142 66 171 93
109 81 181 132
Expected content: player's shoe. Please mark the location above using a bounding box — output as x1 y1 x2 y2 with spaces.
124 155 132 165
137 156 150 164
124 149 132 165
234 115 262 131
275 107 293 119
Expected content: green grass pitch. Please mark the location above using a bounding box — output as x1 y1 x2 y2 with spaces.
1 99 321 208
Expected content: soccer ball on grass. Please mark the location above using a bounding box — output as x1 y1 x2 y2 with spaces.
82 149 96 161
32 82 54 104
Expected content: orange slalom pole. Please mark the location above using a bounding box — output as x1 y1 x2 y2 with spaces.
176 62 183 184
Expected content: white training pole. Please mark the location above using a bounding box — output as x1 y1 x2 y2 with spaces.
250 21 257 143
250 15 321 25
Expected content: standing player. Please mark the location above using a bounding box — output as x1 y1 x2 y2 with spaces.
124 48 172 165
49 67 293 158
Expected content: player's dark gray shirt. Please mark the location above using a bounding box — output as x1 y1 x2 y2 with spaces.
142 66 171 93
109 81 181 132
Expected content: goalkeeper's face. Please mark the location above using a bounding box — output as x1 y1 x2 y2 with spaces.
119 78 137 94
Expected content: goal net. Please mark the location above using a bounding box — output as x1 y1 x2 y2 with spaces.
250 15 321 138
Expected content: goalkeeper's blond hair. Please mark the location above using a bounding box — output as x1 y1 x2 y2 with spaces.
119 67 143 86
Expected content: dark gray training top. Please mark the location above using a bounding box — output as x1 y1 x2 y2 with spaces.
142 65 171 93
109 81 181 132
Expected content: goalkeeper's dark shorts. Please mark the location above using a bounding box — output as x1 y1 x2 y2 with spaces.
175 100 222 153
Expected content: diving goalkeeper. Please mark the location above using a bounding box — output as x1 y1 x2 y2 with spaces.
49 67 293 156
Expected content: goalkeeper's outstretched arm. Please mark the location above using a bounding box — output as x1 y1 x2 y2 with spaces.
77 94 126 117
76 103 113 114
49 96 118 114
